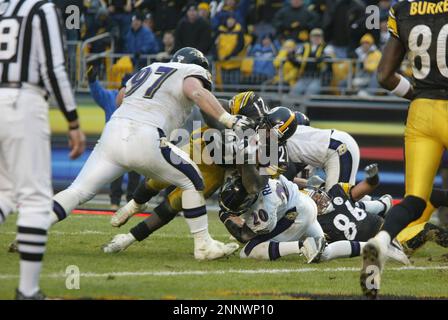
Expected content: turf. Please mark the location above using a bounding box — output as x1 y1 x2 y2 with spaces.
1 212 447 300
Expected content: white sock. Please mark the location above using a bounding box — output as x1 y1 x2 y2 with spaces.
19 260 43 296
184 215 208 234
279 241 301 257
321 241 367 261
52 188 86 225
375 230 391 253
358 200 386 215
243 242 270 260
321 241 351 261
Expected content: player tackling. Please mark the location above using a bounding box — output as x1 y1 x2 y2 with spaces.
50 47 253 260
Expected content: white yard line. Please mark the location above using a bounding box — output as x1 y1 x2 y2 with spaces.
1 266 447 280
1 230 228 238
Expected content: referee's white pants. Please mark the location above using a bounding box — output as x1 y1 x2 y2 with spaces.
323 130 360 191
0 86 52 230
53 117 204 219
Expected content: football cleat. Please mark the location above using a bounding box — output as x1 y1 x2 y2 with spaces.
360 238 385 299
110 200 147 228
194 239 239 260
385 239 411 265
103 233 136 253
15 289 46 300
300 237 326 263
378 194 393 218
8 239 18 253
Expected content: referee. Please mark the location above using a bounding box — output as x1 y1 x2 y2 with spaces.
0 0 85 299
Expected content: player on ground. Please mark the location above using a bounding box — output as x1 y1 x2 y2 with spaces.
102 104 294 253
0 0 86 299
108 91 268 228
218 174 409 265
50 47 253 260
286 112 360 191
360 0 448 298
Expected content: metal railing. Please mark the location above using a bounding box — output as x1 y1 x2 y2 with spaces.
69 38 392 98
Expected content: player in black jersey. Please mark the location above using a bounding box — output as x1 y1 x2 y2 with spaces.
361 0 448 298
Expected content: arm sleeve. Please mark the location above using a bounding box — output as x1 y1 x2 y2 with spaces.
387 6 399 39
37 2 78 122
88 80 116 113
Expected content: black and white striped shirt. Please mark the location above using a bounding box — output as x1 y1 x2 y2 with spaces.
0 0 78 121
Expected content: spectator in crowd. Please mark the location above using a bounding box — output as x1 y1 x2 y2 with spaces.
379 15 390 50
144 0 187 40
289 28 334 96
143 12 155 31
273 39 299 86
252 0 284 24
378 0 392 18
54 0 85 84
246 33 279 83
352 33 382 96
83 0 106 35
155 31 176 62
211 0 251 31
84 7 118 66
174 4 213 55
126 13 160 68
107 0 134 53
272 0 319 43
307 0 327 20
198 2 211 21
322 0 365 58
86 64 141 210
215 14 246 84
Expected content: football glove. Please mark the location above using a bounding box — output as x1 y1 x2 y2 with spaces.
219 113 256 131
365 163 379 186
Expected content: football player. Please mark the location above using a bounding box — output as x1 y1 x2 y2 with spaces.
360 0 448 297
102 103 295 253
49 47 254 260
218 173 409 265
286 112 360 191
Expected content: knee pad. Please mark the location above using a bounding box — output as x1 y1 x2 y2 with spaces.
399 195 427 221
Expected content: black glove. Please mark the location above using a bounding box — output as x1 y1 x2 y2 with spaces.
365 163 379 186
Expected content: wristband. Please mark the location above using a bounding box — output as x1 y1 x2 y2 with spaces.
391 75 411 97
69 124 80 131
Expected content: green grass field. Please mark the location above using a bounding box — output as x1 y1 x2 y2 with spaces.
1 211 448 300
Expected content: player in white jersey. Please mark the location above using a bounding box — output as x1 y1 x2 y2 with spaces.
50 47 253 260
219 174 409 265
286 112 360 191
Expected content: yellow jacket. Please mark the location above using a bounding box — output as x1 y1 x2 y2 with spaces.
363 50 382 73
273 49 298 86
216 23 246 70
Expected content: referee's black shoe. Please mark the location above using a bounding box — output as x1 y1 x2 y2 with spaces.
15 289 46 300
